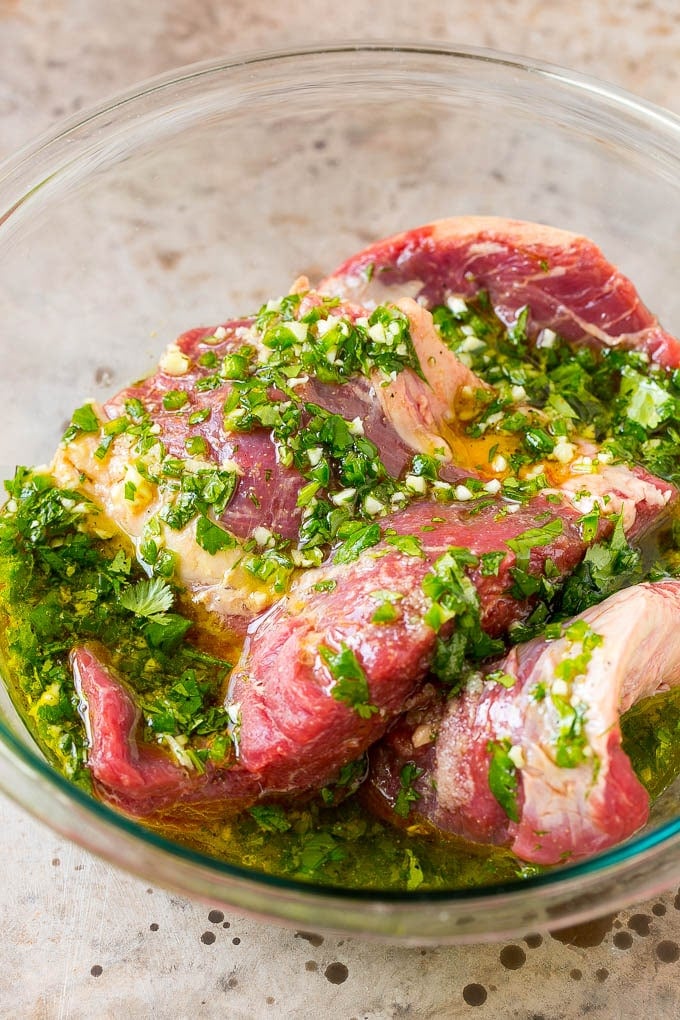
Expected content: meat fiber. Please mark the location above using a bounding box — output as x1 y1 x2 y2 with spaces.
321 216 680 369
365 580 680 865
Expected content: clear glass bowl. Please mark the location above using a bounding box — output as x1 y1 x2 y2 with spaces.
1 43 680 944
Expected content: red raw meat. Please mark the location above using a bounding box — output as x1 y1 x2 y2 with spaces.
321 216 680 369
229 495 588 789
70 644 259 815
105 318 307 541
365 580 680 865
69 217 680 840
104 294 484 540
72 479 669 816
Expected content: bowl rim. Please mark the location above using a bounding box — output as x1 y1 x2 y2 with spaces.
2 40 680 937
2 39 680 179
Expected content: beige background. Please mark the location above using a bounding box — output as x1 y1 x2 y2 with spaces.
2 2 680 1018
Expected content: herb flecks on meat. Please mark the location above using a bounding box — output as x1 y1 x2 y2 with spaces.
3 216 680 891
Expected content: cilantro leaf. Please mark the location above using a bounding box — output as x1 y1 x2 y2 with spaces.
404 848 424 891
248 804 292 833
296 832 346 876
620 366 673 430
487 669 516 688
370 589 402 624
63 403 100 441
393 762 423 818
506 518 563 571
143 613 192 651
487 739 520 822
69 403 99 432
333 522 381 564
430 632 468 689
384 532 425 558
312 579 337 593
422 547 479 632
422 548 504 685
142 671 231 739
557 515 641 616
319 643 378 718
479 550 505 576
162 390 189 411
195 515 238 554
119 577 174 619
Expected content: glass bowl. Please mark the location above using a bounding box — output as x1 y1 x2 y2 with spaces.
1 43 680 945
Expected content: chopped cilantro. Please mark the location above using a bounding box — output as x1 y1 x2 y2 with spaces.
423 547 504 685
0 472 232 787
296 832 346 877
195 515 238 555
198 351 219 370
620 366 673 430
63 402 100 441
143 613 192 651
506 519 563 571
622 687 680 799
487 739 520 822
160 491 198 530
248 804 293 833
243 544 294 594
142 670 231 741
487 669 516 688
404 849 424 891
523 427 554 456
185 435 209 457
163 390 189 411
384 532 425 558
393 762 423 818
370 589 403 625
188 407 211 426
558 516 641 616
119 577 174 619
553 702 589 768
479 550 505 576
312 579 337 593
318 643 378 718
333 522 381 564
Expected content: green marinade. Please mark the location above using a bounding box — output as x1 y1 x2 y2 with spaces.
2 289 680 891
0 478 534 890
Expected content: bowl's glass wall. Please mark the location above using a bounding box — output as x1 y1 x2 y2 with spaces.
1 46 680 941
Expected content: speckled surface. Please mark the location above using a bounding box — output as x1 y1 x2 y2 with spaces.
2 2 680 1017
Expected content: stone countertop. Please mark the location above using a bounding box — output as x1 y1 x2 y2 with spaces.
2 2 680 1017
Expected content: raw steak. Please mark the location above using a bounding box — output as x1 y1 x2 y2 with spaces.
72 476 671 816
65 217 680 841
365 580 680 865
321 216 680 369
52 295 487 622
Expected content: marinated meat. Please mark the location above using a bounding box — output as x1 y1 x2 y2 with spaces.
52 294 487 623
227 495 591 794
321 216 680 368
71 644 259 815
365 580 680 865
72 476 671 816
45 216 680 865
